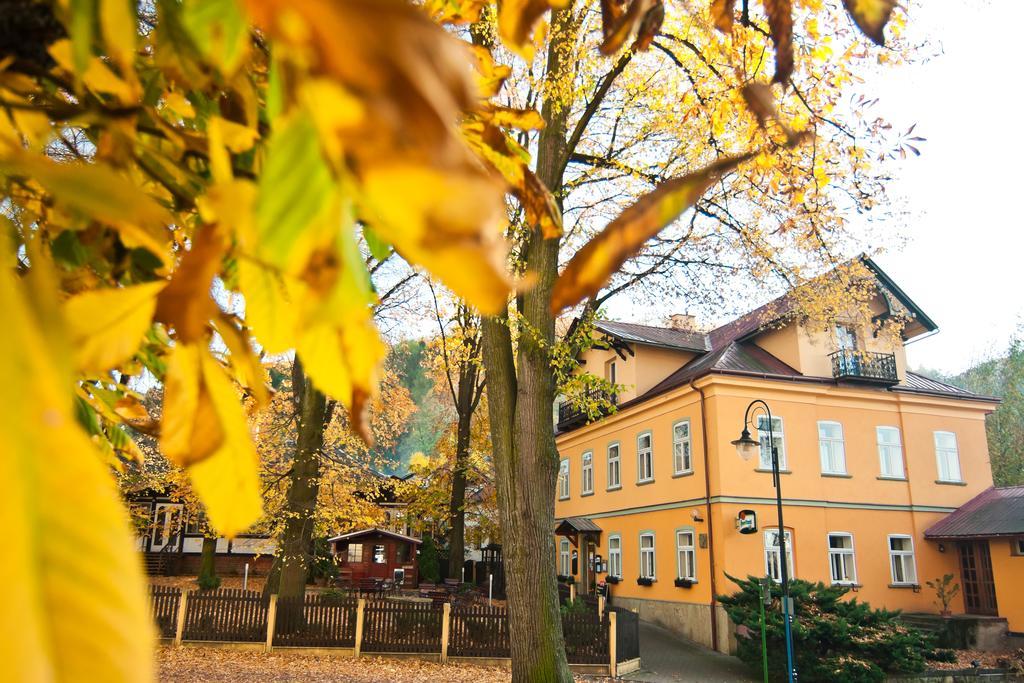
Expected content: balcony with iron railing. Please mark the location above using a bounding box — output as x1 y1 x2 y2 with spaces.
829 349 899 385
556 389 618 432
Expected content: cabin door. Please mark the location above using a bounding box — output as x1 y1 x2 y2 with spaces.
367 542 390 579
959 541 998 616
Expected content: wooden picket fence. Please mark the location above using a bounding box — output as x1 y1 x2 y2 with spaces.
150 585 181 639
147 587 636 674
449 604 511 658
273 593 358 648
361 600 443 653
182 588 268 642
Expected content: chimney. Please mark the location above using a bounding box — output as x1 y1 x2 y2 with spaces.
667 314 697 331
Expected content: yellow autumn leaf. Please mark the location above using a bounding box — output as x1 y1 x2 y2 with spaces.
237 258 299 355
842 0 897 45
49 39 140 103
186 352 264 536
550 153 755 313
99 0 138 73
161 342 226 467
162 90 195 119
359 163 514 315
0 149 172 264
64 281 165 375
0 241 154 682
497 0 568 60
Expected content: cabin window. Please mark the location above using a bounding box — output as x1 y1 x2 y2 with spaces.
372 544 386 564
607 443 621 490
818 421 847 475
934 431 962 482
672 419 692 475
347 543 363 563
757 416 787 471
877 427 905 478
764 529 794 583
676 529 696 581
888 535 917 585
828 533 857 584
581 451 594 494
396 544 409 564
558 459 570 500
637 432 654 483
639 532 656 579
608 535 622 578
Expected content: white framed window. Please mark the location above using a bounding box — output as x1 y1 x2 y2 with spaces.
607 443 621 490
608 535 622 578
1013 538 1024 556
672 419 693 475
558 459 570 500
757 416 787 470
637 432 654 483
552 395 564 428
877 426 905 478
581 451 594 494
559 539 571 576
888 535 917 585
827 533 857 584
347 543 363 563
764 528 794 582
606 359 617 384
818 421 847 474
676 529 696 581
639 532 656 579
934 431 962 482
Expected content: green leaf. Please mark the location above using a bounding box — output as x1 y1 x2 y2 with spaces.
69 0 99 77
181 0 249 73
362 225 392 262
254 113 334 268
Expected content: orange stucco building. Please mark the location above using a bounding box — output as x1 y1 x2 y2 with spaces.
553 259 1019 652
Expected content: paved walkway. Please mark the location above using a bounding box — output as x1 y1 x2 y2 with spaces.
620 620 757 682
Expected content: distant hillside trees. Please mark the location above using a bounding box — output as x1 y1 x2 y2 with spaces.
923 330 1024 486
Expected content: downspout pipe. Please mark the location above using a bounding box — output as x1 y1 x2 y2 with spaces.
690 379 719 652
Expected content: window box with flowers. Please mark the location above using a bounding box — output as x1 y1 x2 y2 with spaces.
606 575 620 584
637 577 654 587
674 578 695 588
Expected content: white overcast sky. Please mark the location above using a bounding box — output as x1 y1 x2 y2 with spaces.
857 0 1024 374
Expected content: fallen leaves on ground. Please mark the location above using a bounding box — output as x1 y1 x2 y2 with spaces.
158 647 512 682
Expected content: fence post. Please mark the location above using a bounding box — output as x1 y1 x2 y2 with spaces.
174 590 189 646
265 594 278 653
354 598 366 658
570 582 576 602
598 594 605 620
440 602 451 664
608 610 617 678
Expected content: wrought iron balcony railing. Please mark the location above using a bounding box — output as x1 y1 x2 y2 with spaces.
557 389 617 431
829 350 899 385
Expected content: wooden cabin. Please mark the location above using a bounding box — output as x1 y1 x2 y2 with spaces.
328 528 421 587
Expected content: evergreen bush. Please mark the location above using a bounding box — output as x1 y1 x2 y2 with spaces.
419 535 441 584
719 575 936 682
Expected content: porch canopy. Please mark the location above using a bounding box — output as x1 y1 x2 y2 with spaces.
556 517 602 596
556 516 602 542
925 486 1024 540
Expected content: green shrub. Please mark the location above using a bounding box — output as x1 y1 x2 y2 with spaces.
197 573 221 591
926 648 958 663
319 588 350 605
718 575 936 682
559 597 589 617
419 535 441 584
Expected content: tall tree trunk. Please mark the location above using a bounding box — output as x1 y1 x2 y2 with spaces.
197 536 218 588
481 5 577 681
446 360 477 580
274 358 328 600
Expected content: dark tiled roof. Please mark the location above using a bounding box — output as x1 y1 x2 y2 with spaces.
630 342 804 406
706 297 792 349
594 320 710 353
895 372 996 401
556 517 602 534
925 487 1024 539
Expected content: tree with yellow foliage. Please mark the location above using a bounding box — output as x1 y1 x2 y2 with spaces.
0 0 907 681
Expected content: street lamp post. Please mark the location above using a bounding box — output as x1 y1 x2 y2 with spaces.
731 399 797 683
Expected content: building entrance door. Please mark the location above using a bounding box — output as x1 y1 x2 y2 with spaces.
959 541 998 616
